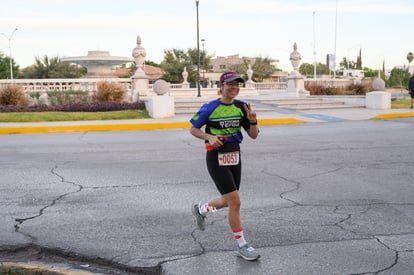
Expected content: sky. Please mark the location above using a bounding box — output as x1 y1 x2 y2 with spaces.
1 0 414 72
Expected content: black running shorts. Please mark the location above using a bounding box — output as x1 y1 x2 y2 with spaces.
206 149 242 195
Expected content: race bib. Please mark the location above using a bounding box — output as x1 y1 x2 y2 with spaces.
218 151 240 166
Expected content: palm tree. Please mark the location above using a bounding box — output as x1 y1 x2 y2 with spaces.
30 55 61 78
20 55 86 79
407 52 414 72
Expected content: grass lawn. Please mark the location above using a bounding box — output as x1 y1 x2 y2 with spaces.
0 110 150 122
391 98 412 109
0 98 412 123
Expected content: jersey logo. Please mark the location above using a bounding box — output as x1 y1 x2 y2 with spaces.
219 120 240 128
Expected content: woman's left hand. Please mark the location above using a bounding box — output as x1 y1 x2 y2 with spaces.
244 103 257 123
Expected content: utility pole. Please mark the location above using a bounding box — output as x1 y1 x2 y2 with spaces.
195 0 201 97
1 28 18 80
313 11 316 79
333 0 338 79
201 38 205 87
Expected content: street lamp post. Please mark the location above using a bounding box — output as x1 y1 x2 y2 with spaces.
313 11 317 79
1 28 18 80
333 0 338 79
201 38 205 87
195 0 201 97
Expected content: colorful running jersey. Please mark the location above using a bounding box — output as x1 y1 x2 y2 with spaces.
190 98 251 149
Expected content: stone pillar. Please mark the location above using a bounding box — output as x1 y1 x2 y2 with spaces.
131 77 149 102
245 64 255 88
366 76 390 109
286 43 309 97
131 35 149 101
145 80 175 118
181 67 190 88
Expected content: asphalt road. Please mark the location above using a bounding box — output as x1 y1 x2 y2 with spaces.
1 118 414 274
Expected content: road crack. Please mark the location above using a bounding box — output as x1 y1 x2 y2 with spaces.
13 164 84 239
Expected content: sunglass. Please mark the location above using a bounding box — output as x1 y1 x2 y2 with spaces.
224 82 240 87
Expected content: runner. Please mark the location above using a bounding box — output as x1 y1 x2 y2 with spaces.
408 72 414 109
190 71 260 261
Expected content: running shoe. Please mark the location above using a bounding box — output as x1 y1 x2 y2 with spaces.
237 244 260 261
192 203 206 231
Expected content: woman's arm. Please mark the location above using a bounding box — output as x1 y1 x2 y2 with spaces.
243 103 259 139
190 126 223 148
190 126 210 140
246 124 259 139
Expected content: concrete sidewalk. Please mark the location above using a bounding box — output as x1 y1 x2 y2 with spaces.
1 107 414 134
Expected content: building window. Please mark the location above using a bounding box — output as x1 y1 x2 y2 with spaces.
219 65 226 70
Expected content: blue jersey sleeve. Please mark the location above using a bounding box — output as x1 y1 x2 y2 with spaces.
189 99 220 128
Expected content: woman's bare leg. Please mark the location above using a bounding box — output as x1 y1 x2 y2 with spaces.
209 190 241 230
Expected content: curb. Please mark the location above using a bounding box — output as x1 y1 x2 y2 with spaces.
258 117 306 125
0 118 306 135
0 262 94 275
1 112 413 135
0 121 191 134
371 111 414 120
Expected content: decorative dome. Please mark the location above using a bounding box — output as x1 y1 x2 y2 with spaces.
62 51 133 78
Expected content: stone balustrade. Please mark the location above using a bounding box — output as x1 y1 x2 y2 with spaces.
0 78 132 93
0 78 259 99
305 78 361 89
0 77 360 100
253 82 287 90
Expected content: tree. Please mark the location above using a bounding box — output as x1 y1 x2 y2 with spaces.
0 53 9 79
160 48 212 84
187 48 211 73
299 63 314 76
145 60 160 67
19 55 86 79
363 67 386 81
0 52 19 79
187 47 212 86
299 62 329 76
387 67 410 88
363 67 378 78
160 49 194 83
407 52 413 71
340 57 356 70
227 57 276 82
249 57 277 82
316 63 330 75
356 48 362 70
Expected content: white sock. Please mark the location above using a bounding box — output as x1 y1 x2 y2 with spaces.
199 202 209 215
233 228 247 247
199 202 217 215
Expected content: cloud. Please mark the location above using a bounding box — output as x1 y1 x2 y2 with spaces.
204 0 414 14
2 0 413 69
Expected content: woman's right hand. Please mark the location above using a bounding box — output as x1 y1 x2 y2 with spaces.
207 135 224 149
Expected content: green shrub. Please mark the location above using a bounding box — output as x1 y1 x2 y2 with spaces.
347 83 369 95
47 90 90 106
0 84 28 106
305 82 336 95
29 92 41 101
0 101 146 112
95 81 126 102
305 82 369 96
